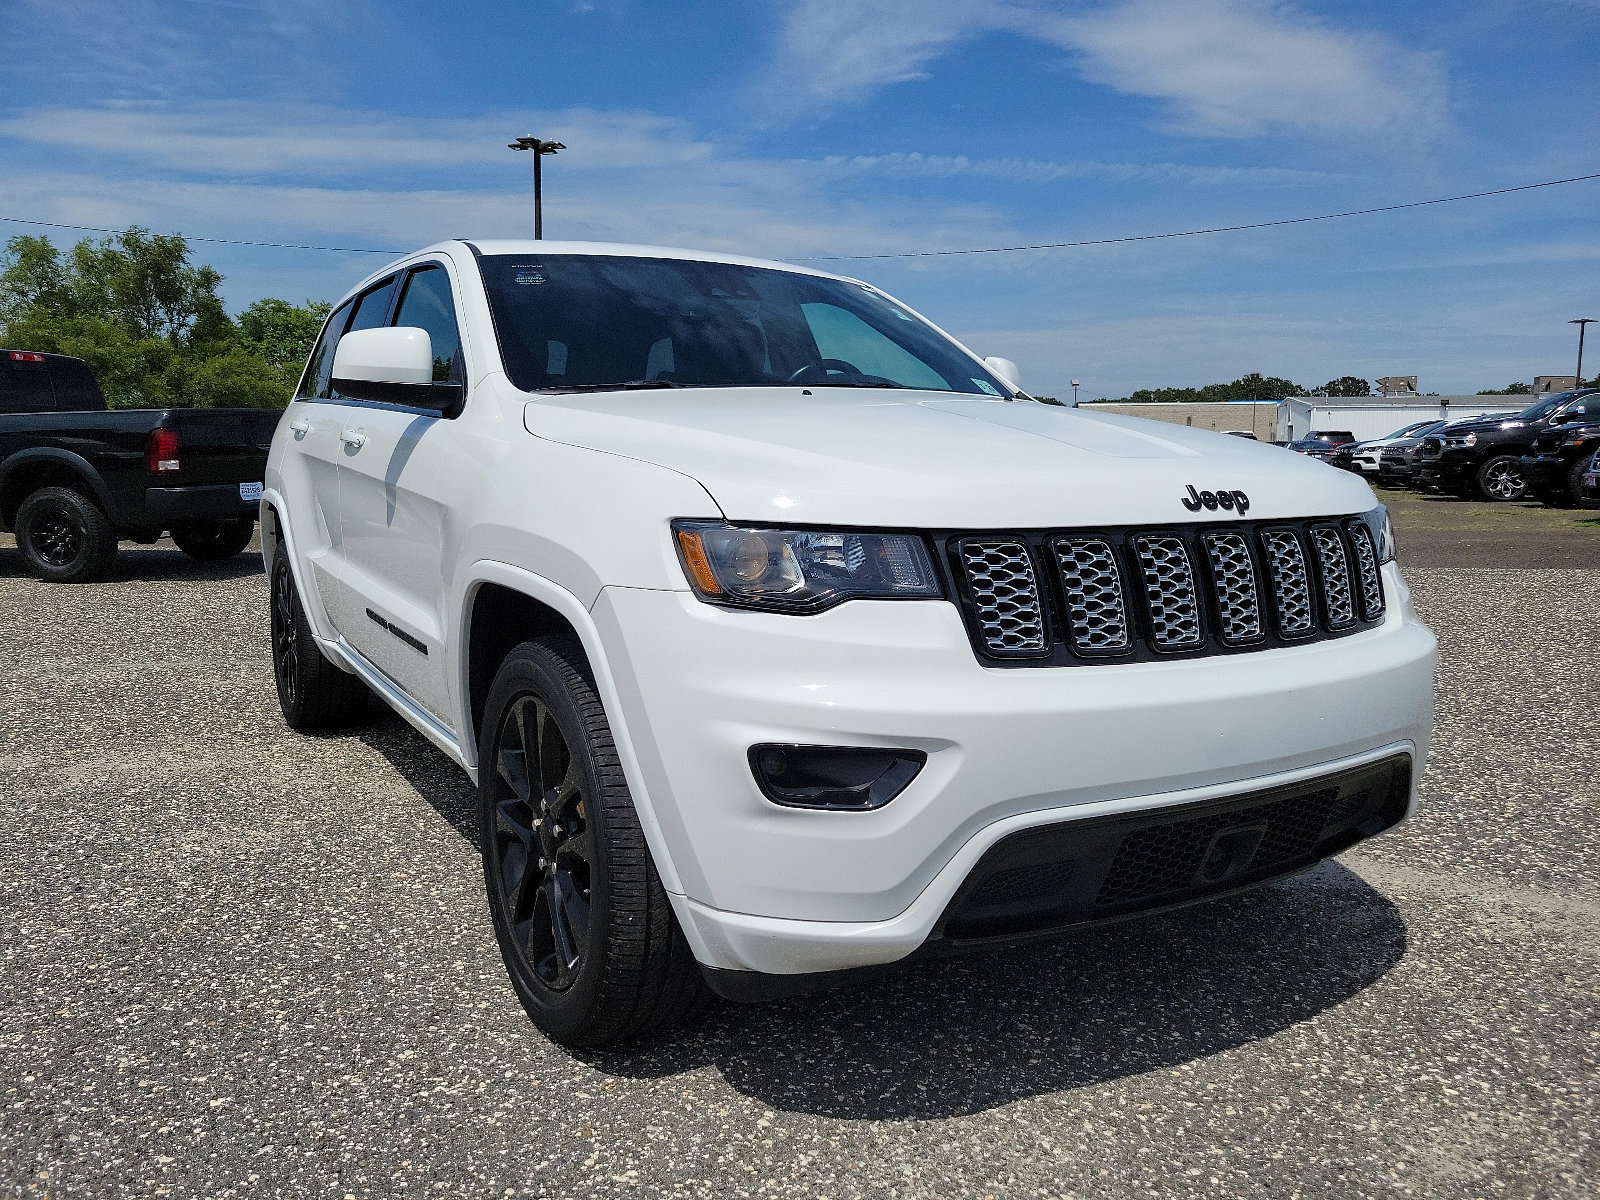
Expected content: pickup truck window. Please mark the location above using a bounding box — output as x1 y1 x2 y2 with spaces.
392 266 462 383
347 276 398 335
297 299 354 400
1 359 56 413
479 254 1008 397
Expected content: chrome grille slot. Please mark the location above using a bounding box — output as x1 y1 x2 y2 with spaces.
1260 529 1314 638
958 539 1047 655
1346 522 1385 621
1310 526 1356 629
1133 535 1203 650
1053 538 1131 654
1202 531 1263 645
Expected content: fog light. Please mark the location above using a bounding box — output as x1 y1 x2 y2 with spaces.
748 744 926 811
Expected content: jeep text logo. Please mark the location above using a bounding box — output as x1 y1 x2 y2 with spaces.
1182 485 1250 514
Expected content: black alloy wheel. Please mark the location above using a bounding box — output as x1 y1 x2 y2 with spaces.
478 637 708 1046
489 694 593 992
13 486 119 583
269 556 371 730
1476 455 1528 502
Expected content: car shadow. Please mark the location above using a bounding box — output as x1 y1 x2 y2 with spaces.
362 717 1408 1119
0 544 265 583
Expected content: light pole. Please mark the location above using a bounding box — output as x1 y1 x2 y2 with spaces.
508 136 565 239
1571 318 1596 388
1070 379 1080 407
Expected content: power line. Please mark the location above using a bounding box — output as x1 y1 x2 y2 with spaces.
797 172 1600 261
1 170 1595 263
0 215 401 255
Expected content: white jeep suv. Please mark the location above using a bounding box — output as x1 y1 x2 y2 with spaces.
263 240 1436 1046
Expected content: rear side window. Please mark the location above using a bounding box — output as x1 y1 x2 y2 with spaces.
391 265 463 383
296 300 354 400
0 360 56 413
48 358 105 410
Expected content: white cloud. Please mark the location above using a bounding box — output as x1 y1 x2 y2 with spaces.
1038 0 1449 144
821 150 1339 187
765 0 1449 146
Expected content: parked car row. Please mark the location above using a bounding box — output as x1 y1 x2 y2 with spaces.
1306 389 1600 507
1 349 274 580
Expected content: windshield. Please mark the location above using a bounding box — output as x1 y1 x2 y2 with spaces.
478 254 1009 396
1513 391 1587 421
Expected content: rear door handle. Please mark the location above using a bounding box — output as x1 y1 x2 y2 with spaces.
340 429 367 450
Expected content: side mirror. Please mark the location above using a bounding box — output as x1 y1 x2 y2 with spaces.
331 327 462 415
983 356 1021 392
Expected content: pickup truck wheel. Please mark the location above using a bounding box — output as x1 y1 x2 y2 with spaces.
270 559 372 730
1475 455 1528 502
479 638 708 1047
14 486 118 583
1567 458 1600 510
171 518 255 560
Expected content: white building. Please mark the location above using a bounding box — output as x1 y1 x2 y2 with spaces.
1276 396 1526 442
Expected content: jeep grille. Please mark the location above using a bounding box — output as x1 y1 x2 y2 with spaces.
950 516 1383 666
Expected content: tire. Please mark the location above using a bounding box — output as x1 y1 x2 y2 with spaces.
1475 455 1528 502
270 558 372 730
14 486 119 583
478 637 709 1047
172 517 255 560
1568 458 1600 510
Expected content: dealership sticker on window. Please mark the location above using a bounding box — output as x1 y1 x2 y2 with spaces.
513 267 546 285
240 482 263 501
972 379 1001 396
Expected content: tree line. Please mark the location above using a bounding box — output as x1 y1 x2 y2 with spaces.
0 229 327 410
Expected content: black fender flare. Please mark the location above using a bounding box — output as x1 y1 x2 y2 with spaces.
0 447 119 526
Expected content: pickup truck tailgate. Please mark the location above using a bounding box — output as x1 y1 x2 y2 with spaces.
167 409 278 486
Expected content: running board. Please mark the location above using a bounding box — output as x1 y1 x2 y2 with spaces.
316 634 471 774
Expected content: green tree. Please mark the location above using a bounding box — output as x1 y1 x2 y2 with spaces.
0 229 325 410
1477 382 1532 395
1321 376 1371 397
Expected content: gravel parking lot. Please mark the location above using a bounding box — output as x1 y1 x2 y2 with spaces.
1 531 1596 1198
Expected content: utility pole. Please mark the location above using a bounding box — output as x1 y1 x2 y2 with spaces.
1571 318 1596 388
508 136 566 239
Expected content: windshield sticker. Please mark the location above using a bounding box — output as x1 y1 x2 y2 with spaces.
513 267 546 285
972 378 1001 396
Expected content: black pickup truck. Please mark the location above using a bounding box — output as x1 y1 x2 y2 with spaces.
1522 417 1600 509
1411 389 1600 501
1 349 278 581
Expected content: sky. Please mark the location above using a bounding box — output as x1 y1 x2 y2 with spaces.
0 0 1596 400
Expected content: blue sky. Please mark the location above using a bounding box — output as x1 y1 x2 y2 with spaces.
1 0 1596 399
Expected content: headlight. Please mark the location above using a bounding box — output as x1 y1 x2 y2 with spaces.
672 521 942 612
1359 504 1396 565
1442 432 1477 449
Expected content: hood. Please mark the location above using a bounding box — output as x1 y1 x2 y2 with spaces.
522 388 1376 528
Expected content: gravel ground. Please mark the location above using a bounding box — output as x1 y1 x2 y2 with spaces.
0 542 1596 1199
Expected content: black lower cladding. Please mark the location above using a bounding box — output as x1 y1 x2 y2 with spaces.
938 753 1411 942
698 754 1411 1002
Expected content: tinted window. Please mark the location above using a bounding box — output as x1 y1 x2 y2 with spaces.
347 276 398 334
0 361 55 413
48 358 105 411
392 266 462 383
478 254 1008 397
297 300 354 400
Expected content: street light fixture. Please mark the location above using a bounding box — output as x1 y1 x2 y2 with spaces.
1571 318 1597 388
1070 379 1080 407
508 136 565 239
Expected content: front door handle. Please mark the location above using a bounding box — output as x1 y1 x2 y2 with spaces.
340 429 367 450
289 418 311 435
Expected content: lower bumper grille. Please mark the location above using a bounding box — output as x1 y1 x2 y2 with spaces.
937 754 1411 942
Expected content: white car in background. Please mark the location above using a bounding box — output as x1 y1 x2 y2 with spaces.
262 240 1437 1047
1348 420 1444 476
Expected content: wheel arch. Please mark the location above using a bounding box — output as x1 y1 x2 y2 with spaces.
0 448 116 531
457 562 687 899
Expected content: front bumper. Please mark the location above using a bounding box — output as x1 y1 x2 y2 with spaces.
594 562 1436 977
1413 456 1470 489
1519 454 1566 490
